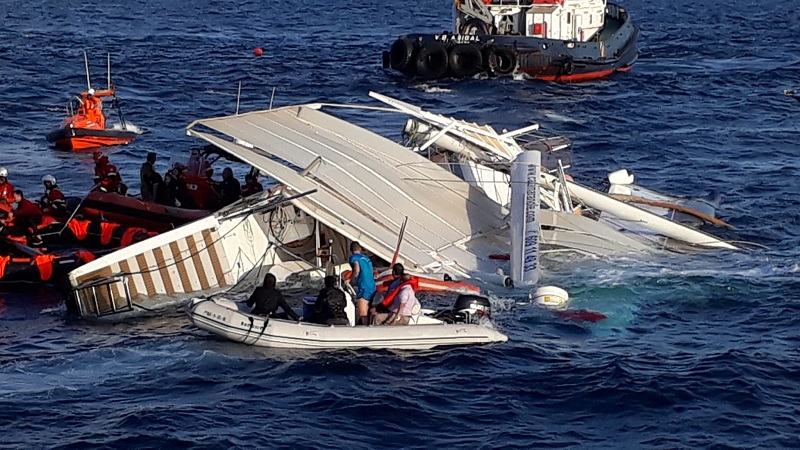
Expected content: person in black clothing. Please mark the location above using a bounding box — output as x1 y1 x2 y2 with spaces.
311 276 349 325
219 167 241 206
246 273 300 321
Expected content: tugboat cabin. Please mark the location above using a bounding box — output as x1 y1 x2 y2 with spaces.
455 0 607 42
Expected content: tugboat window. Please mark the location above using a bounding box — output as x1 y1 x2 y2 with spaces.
567 12 571 24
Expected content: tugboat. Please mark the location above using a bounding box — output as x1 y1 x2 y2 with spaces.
383 0 639 82
46 53 139 151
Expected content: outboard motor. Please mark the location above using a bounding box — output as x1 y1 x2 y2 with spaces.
452 294 492 324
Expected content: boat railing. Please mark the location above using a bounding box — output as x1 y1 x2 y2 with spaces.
71 275 134 318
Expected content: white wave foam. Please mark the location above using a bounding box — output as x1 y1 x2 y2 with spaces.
416 84 452 94
109 122 145 134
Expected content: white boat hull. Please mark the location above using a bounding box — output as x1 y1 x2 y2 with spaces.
188 298 508 350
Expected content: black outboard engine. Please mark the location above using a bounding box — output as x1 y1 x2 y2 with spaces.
452 294 492 324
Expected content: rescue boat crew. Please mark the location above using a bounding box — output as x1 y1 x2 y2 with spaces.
38 175 67 217
7 190 45 245
93 152 127 194
0 167 14 204
81 88 105 128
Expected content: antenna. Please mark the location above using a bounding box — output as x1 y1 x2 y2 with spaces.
269 87 276 110
235 81 242 115
107 52 111 90
84 51 92 90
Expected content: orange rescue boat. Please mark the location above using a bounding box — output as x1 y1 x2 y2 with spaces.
46 53 137 151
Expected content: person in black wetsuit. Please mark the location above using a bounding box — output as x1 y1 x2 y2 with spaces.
311 276 349 325
219 167 241 206
246 273 300 321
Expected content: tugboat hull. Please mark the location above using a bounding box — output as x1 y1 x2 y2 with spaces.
384 3 638 82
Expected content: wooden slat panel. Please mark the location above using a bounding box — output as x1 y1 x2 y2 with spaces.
169 241 194 293
152 246 175 296
186 235 210 290
203 229 228 287
135 254 156 297
118 260 139 298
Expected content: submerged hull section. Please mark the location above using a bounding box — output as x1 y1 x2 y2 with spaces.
384 5 638 82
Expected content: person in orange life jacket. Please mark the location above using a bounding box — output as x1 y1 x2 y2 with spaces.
241 174 264 198
371 263 420 326
0 167 15 204
82 88 105 128
38 174 67 217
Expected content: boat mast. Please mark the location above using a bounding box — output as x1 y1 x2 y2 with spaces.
235 81 242 115
83 51 92 91
107 52 112 91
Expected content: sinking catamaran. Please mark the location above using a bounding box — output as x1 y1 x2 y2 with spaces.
67 101 516 320
66 92 739 321
369 92 739 254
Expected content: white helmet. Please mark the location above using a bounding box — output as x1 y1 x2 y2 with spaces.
87 88 96 96
42 174 56 185
0 167 7 178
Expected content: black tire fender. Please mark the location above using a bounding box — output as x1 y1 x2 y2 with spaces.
488 46 517 76
389 38 415 71
414 41 449 80
448 44 484 78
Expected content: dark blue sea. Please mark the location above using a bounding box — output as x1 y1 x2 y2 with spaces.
1 0 799 448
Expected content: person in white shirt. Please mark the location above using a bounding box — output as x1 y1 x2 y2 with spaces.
372 264 420 326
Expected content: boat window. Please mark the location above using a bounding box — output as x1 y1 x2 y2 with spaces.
567 12 571 24
589 15 592 25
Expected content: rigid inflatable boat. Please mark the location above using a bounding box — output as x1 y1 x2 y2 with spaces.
188 294 508 350
78 191 211 233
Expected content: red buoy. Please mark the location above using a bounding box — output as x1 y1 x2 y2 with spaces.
253 48 263 57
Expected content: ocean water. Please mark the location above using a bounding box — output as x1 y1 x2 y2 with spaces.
1 0 799 448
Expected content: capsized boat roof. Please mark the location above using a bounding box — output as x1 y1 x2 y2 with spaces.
186 104 508 276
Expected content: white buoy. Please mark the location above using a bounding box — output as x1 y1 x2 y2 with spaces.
510 150 541 285
529 286 570 310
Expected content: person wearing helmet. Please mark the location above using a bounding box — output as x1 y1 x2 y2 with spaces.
0 167 14 204
82 88 105 128
38 175 67 217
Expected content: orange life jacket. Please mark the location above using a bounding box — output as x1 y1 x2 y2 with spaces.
100 222 121 245
67 218 91 240
0 182 14 204
0 255 9 280
380 276 420 308
34 254 55 281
